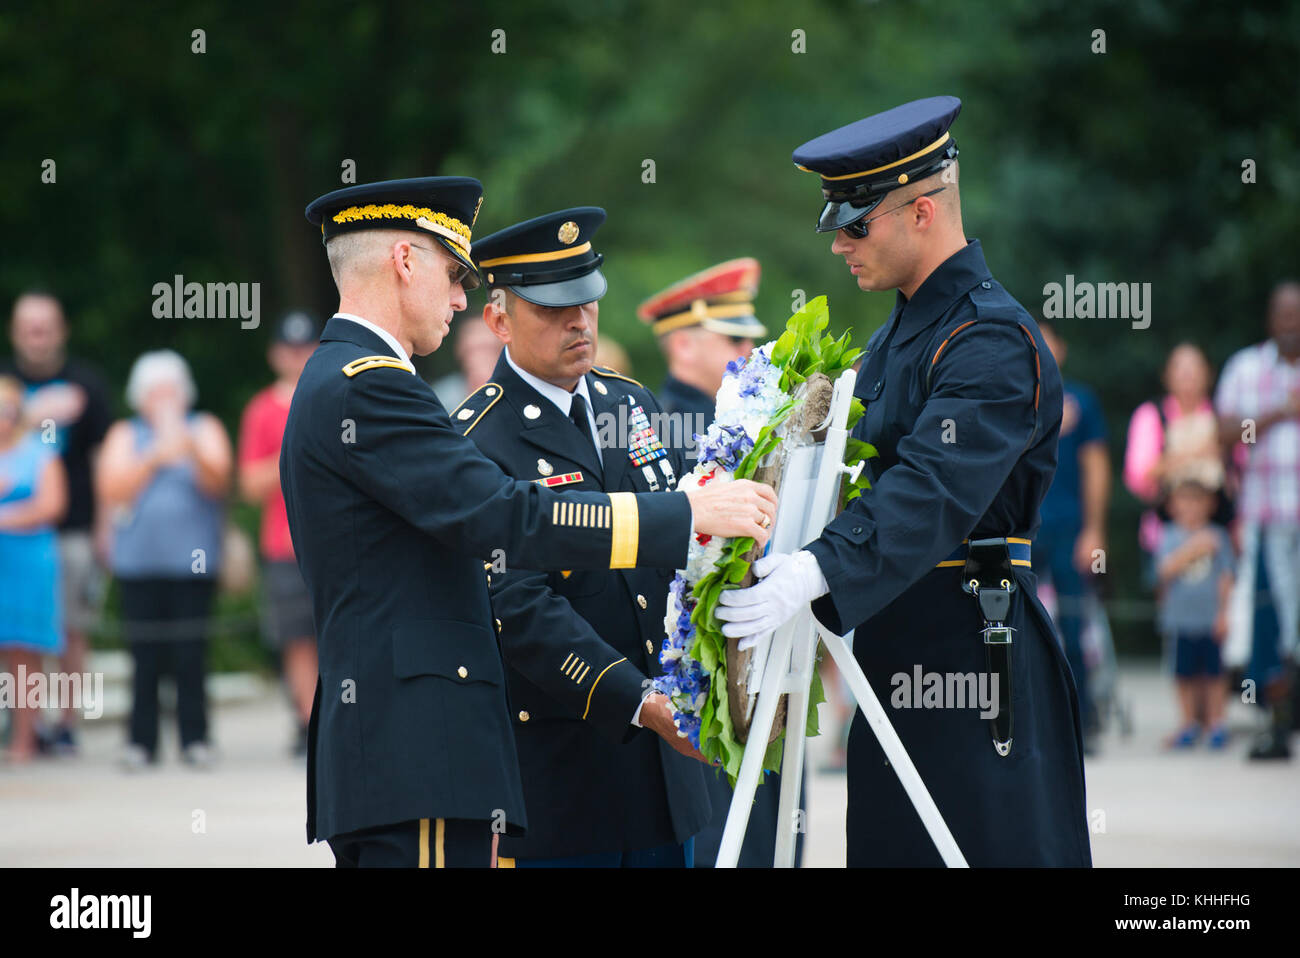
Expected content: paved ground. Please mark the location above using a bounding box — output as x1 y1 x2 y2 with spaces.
1 663 1296 866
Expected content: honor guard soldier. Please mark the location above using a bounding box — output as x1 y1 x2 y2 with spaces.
638 258 766 427
281 178 777 867
458 207 711 867
715 98 1093 866
639 259 803 868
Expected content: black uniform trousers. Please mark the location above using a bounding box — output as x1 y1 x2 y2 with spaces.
328 818 496 868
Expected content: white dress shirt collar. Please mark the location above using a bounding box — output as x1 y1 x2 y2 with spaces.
334 313 412 368
504 347 599 445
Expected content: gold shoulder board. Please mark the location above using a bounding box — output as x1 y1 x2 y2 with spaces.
342 355 416 377
591 366 642 388
451 381 503 435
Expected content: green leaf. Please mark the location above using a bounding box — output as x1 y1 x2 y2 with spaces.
846 397 866 430
762 732 785 774
771 327 797 366
806 651 827 738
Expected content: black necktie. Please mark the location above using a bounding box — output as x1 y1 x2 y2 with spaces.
569 392 597 456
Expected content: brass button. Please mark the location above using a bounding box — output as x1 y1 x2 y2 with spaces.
636 594 647 609
486 574 492 587
646 640 654 655
495 618 502 633
457 666 468 679
518 710 530 722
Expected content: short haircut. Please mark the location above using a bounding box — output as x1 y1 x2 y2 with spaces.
125 349 197 413
325 230 405 287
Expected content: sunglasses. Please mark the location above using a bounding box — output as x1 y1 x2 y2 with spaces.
840 187 946 239
411 243 478 289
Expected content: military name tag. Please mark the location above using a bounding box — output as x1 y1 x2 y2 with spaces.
534 471 584 488
626 403 666 468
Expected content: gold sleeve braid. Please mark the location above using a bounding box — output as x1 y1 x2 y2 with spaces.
606 492 639 569
549 491 638 568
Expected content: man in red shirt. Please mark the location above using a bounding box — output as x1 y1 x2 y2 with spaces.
239 312 320 755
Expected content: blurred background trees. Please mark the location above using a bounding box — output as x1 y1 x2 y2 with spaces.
2 0 1296 656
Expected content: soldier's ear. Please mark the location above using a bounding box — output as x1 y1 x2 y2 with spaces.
482 293 512 345
391 239 417 286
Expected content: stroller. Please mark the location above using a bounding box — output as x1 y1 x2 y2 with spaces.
1036 582 1135 739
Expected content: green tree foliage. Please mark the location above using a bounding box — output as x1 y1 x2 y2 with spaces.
2 0 1295 654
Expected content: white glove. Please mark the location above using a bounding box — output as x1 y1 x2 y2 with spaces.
715 550 829 650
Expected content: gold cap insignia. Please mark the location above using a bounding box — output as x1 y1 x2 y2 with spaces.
537 458 554 476
557 221 580 244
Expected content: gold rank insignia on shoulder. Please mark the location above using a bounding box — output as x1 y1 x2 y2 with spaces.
591 366 642 388
341 355 416 377
534 471 584 488
450 381 503 435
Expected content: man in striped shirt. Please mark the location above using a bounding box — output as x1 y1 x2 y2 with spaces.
1215 280 1300 760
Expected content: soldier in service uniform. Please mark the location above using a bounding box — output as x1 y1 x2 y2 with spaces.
455 207 710 867
281 177 777 867
639 258 766 429
638 260 803 868
715 98 1093 866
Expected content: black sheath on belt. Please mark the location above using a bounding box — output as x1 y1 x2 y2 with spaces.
961 538 1016 757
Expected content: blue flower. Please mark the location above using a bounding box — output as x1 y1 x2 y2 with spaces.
675 713 703 749
697 424 754 471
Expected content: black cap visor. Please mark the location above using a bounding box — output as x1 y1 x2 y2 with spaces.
510 268 608 308
816 193 885 233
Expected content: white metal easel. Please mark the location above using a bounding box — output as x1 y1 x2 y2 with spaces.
714 368 968 868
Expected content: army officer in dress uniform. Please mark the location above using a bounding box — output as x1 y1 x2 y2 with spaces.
281 177 777 867
715 98 1093 866
454 207 711 867
637 260 804 868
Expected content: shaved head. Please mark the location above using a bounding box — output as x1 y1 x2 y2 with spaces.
326 230 409 287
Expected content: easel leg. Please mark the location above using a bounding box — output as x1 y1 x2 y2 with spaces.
715 624 793 867
773 619 818 867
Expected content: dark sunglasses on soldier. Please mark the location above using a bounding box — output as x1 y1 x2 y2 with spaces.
841 187 946 239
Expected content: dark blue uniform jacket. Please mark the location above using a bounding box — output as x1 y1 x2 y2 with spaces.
280 316 691 843
805 240 1092 866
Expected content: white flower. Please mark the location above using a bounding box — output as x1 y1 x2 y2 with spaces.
714 342 790 443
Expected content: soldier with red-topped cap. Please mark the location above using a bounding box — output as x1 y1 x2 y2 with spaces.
638 258 767 430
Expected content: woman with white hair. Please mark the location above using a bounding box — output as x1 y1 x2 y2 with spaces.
96 349 232 770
